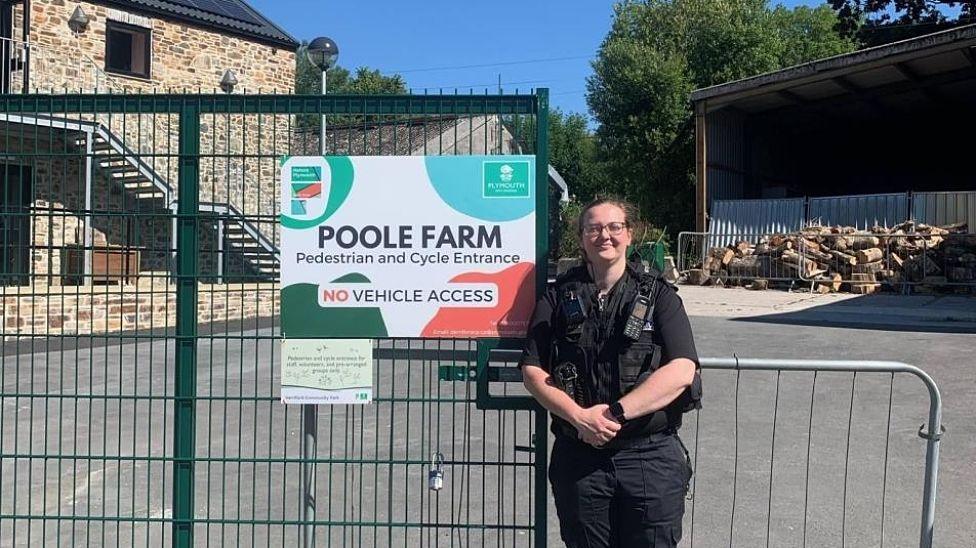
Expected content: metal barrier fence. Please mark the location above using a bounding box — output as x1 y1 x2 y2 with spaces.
686 358 943 548
475 348 946 548
676 231 806 284
0 91 550 546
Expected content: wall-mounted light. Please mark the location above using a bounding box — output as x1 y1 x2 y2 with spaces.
68 6 90 34
220 69 238 94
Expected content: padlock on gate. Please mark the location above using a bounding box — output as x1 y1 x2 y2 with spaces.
428 452 444 491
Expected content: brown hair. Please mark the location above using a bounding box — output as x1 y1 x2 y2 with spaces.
576 195 642 237
573 196 646 263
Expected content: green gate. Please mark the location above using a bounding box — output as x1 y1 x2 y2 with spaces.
0 91 550 546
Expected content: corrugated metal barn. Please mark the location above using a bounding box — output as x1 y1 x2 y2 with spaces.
691 24 976 235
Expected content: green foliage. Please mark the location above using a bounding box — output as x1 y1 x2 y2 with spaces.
294 43 408 130
546 109 610 203
556 198 585 259
587 0 856 233
828 0 975 45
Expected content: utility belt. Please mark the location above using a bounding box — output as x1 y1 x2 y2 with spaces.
554 421 679 451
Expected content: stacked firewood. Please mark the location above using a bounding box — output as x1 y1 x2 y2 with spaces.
685 221 975 293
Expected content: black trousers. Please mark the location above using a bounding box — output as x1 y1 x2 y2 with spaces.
549 431 692 548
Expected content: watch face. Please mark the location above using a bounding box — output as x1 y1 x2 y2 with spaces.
611 402 625 421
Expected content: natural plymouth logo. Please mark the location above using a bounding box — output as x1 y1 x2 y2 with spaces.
483 160 530 198
290 166 323 216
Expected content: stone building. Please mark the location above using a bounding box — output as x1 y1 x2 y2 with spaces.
0 0 298 289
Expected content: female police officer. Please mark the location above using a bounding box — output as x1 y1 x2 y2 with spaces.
519 197 699 548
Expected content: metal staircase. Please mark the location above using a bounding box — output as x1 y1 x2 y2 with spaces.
0 113 279 281
81 126 281 281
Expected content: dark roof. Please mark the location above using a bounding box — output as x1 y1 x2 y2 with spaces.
691 23 976 111
96 0 299 50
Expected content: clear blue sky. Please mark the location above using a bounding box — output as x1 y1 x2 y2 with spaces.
249 0 823 118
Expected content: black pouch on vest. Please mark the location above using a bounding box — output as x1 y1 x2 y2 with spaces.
618 333 659 396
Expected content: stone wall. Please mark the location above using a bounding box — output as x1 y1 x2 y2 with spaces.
1 281 279 340
7 0 295 246
22 0 295 93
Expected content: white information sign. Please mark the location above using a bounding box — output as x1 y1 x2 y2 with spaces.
279 155 537 339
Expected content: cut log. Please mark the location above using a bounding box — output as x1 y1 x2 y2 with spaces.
829 250 857 266
747 279 769 291
856 248 883 263
853 261 886 274
727 255 766 278
813 283 832 294
890 253 904 268
825 236 849 252
851 236 881 251
781 250 822 278
816 273 843 292
686 269 710 286
720 248 736 267
850 273 880 294
702 256 718 272
734 241 752 256
800 239 822 253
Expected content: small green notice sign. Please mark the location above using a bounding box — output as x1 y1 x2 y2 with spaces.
483 160 530 198
281 339 373 405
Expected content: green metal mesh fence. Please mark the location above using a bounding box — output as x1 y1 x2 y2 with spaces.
0 92 550 547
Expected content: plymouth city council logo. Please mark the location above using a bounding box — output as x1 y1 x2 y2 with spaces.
483 160 530 198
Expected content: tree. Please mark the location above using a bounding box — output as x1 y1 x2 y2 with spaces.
587 0 855 233
294 42 408 129
506 108 610 257
829 0 975 46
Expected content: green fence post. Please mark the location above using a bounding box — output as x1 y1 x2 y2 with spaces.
174 99 200 548
533 88 550 548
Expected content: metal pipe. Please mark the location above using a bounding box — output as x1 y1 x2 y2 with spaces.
216 219 223 283
84 129 93 285
302 405 318 548
699 358 942 548
22 0 29 94
300 68 328 548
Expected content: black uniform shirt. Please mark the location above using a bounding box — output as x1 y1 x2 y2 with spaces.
519 264 699 434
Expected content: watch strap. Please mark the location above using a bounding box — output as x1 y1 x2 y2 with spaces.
609 401 626 423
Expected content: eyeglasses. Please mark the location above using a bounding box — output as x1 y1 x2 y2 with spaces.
582 222 628 237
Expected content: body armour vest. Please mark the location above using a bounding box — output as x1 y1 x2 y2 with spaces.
549 263 702 442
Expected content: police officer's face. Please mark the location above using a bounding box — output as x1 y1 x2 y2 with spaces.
581 204 632 266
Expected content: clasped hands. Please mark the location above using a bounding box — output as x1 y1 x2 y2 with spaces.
573 404 621 448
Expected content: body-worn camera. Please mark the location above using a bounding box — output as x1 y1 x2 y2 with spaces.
560 289 586 327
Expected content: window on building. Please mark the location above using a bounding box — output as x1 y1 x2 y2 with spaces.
105 21 151 78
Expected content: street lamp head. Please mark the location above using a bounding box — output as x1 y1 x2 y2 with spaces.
219 69 238 94
68 6 90 34
306 36 339 71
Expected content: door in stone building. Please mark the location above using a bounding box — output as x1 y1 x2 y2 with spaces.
0 163 31 285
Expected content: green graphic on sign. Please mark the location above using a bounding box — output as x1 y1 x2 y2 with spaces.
483 161 530 198
291 166 322 182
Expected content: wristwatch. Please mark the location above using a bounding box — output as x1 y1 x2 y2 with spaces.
609 401 627 424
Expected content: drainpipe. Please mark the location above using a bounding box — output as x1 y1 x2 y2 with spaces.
216 215 224 283
21 0 29 93
84 129 93 285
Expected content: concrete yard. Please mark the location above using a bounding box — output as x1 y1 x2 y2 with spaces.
1 288 974 547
